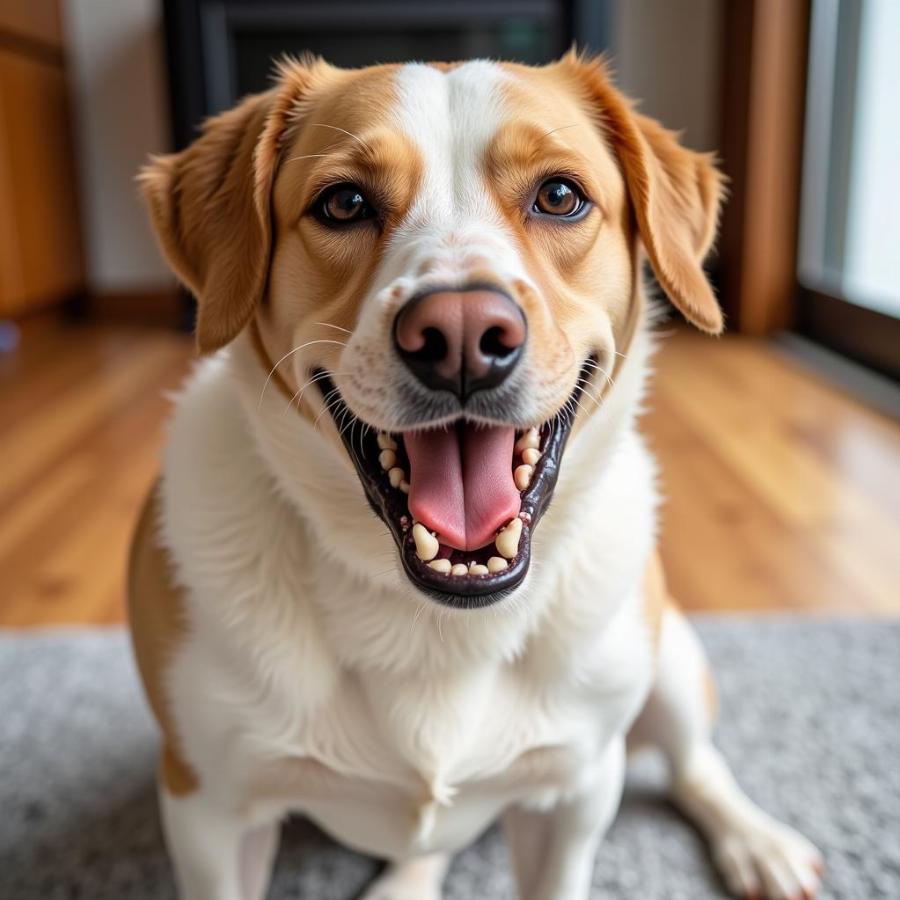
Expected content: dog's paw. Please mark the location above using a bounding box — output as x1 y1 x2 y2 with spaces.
712 815 823 900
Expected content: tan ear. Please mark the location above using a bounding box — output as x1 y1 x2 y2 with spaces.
561 53 726 334
139 60 318 352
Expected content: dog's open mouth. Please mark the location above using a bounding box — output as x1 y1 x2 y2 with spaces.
316 366 591 608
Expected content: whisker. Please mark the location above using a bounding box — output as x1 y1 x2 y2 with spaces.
258 339 347 408
355 416 369 462
313 388 343 431
338 410 358 444
570 396 595 419
407 600 427 641
289 369 353 415
313 321 352 334
286 153 337 163
281 370 331 416
581 359 614 391
581 386 605 410
309 122 372 151
539 123 580 140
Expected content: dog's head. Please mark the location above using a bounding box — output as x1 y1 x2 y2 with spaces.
141 53 723 608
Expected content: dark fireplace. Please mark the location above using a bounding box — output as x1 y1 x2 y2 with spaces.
162 0 611 149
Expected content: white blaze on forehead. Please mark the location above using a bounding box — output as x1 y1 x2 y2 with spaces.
392 60 508 228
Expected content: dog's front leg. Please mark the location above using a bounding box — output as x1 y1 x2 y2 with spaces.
359 853 450 900
159 785 280 900
504 737 625 900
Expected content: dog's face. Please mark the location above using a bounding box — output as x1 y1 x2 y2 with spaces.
142 54 723 607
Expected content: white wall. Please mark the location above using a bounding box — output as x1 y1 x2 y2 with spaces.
612 0 722 152
63 0 172 293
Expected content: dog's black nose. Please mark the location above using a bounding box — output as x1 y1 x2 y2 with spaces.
393 287 526 400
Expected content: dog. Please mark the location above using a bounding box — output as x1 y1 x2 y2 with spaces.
129 52 823 900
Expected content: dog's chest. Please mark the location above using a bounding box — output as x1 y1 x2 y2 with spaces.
237 605 652 858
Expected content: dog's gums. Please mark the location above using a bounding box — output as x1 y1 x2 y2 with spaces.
316 365 592 608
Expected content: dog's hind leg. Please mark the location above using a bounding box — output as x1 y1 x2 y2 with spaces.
358 853 449 900
628 604 823 899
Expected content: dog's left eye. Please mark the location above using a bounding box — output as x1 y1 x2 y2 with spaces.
533 179 586 218
315 183 375 225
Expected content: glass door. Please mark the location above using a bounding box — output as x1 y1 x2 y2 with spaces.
797 0 900 379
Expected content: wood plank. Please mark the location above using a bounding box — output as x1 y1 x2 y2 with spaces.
0 321 142 427
0 327 191 626
645 330 900 614
0 334 184 510
647 381 883 613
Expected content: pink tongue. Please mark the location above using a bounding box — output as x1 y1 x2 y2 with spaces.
405 424 522 551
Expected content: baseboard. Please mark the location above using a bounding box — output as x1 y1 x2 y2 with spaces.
85 288 186 328
774 331 900 421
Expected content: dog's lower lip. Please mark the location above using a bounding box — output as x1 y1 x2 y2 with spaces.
316 364 594 607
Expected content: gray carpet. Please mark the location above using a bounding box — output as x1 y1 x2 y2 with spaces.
0 619 898 900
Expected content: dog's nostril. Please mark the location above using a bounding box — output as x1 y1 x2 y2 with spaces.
479 326 516 360
406 327 448 363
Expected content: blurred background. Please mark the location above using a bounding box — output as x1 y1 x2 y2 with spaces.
1 0 898 625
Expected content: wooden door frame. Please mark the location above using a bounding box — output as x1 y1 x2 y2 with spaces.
717 0 811 336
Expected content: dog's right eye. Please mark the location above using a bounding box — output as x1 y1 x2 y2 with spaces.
314 183 375 225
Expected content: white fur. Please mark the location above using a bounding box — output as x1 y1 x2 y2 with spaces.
161 317 658 841
150 61 822 900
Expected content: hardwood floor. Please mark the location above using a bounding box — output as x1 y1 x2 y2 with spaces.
645 330 900 615
1 314 898 626
0 316 192 626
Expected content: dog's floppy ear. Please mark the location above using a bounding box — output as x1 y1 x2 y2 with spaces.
139 60 319 353
560 53 726 334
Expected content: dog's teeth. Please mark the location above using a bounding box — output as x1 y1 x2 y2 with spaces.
378 449 397 470
495 517 523 559
450 564 469 577
399 480 410 494
377 432 398 451
522 447 541 466
514 464 533 491
487 556 508 573
514 428 539 454
428 559 451 574
412 523 439 561
388 467 405 488
468 563 489 576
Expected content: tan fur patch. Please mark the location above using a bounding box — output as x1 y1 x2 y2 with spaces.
531 52 726 334
642 550 670 653
704 668 719 726
139 59 328 354
127 485 198 796
256 63 427 424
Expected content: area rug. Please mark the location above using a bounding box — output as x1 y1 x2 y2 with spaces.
0 618 897 899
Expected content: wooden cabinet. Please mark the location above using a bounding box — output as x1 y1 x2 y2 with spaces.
0 0 85 317
0 0 63 47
